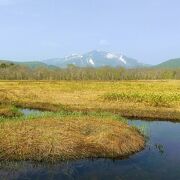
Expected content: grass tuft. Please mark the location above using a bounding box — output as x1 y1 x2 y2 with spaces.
0 113 144 162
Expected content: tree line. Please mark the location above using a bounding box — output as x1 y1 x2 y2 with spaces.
0 63 179 80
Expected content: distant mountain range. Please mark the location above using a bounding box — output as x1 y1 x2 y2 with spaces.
43 50 148 68
155 58 180 68
0 50 180 69
0 60 55 69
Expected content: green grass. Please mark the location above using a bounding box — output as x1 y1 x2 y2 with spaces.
0 104 22 118
0 110 126 123
103 92 180 107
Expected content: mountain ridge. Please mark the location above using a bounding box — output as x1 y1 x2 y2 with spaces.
155 58 180 68
1 51 180 69
43 50 148 68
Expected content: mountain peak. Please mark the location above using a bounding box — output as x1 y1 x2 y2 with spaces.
43 50 144 68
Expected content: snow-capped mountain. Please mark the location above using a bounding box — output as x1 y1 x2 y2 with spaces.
43 50 146 68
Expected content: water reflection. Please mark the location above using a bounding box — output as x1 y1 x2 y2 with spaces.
154 144 165 155
19 108 43 116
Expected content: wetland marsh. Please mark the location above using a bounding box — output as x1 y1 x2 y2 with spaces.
0 80 179 179
0 119 180 180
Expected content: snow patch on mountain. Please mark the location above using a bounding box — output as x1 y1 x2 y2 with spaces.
106 53 126 64
119 55 126 64
88 58 95 65
106 53 117 59
43 50 144 68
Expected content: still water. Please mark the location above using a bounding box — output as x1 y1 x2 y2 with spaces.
0 119 180 180
19 108 43 116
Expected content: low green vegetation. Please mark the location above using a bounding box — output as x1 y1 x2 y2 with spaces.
0 105 22 118
103 92 180 107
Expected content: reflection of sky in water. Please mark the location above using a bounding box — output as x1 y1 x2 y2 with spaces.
20 108 43 116
0 119 180 180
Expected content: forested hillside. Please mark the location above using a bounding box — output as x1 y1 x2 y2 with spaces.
156 58 180 68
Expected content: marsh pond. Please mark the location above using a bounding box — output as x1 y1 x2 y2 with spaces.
0 110 180 180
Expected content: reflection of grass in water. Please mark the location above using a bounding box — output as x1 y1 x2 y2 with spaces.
155 144 165 155
138 124 150 137
0 161 79 180
129 121 150 140
129 121 166 155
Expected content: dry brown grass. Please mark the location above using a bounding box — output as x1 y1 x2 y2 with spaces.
0 116 144 162
0 80 179 120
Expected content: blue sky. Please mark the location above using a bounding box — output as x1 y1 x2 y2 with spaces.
0 0 180 64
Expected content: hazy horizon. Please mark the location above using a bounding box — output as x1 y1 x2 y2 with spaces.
0 0 180 64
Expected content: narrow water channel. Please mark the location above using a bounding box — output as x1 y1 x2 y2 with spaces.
0 119 180 180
